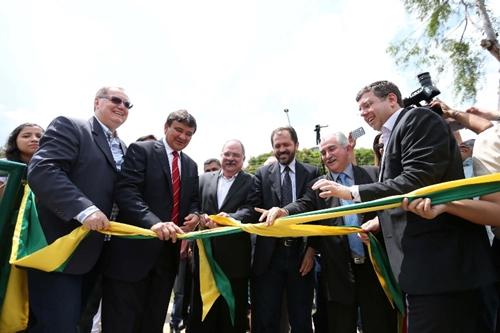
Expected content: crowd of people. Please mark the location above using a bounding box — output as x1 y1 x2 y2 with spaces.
1 81 499 333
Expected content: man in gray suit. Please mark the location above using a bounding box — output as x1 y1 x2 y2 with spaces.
189 139 256 333
27 86 131 332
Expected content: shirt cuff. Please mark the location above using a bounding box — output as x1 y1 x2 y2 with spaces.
75 205 100 223
350 185 361 202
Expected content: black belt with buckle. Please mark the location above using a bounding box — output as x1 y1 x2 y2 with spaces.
352 256 366 265
281 237 300 247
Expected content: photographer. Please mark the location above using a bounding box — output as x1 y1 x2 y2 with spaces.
314 79 496 333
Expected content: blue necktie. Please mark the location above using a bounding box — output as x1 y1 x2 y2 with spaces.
337 172 365 258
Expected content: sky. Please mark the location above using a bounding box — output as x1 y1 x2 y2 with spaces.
1 0 498 171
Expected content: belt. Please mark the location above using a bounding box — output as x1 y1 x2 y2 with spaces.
281 237 301 247
352 256 366 265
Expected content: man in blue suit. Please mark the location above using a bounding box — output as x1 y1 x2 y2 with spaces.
27 86 131 332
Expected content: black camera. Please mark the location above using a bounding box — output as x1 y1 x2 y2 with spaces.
403 72 441 113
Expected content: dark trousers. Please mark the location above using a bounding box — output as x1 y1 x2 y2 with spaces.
189 273 249 333
325 261 397 333
171 256 192 328
406 288 483 333
250 241 314 333
101 266 177 333
27 268 98 333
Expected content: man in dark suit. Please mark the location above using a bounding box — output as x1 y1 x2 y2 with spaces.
189 139 256 333
314 81 496 333
102 110 201 333
241 126 320 333
263 132 397 333
27 86 130 332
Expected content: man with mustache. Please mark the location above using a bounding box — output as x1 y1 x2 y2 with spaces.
241 126 320 333
262 132 397 333
189 139 256 333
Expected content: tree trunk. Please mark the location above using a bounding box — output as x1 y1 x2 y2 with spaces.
475 0 500 62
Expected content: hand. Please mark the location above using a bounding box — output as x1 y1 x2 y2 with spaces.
203 216 219 229
181 213 201 232
256 207 288 226
299 246 315 276
430 98 453 117
360 217 380 245
402 197 446 220
151 222 184 242
311 179 352 200
348 132 357 149
82 211 110 231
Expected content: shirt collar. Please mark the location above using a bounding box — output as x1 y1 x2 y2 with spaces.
162 137 179 156
330 163 354 182
95 116 117 138
381 108 403 143
279 159 296 174
218 170 239 181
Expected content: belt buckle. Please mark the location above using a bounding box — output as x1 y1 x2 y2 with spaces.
283 238 294 247
353 256 365 265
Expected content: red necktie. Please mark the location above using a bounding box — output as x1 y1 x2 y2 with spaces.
171 151 181 225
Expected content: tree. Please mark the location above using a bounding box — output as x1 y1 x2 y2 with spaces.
245 147 374 174
355 148 375 166
388 0 499 104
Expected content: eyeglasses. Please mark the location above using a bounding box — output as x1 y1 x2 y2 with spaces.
99 96 133 109
374 143 384 150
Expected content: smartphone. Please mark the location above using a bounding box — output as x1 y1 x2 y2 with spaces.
350 127 365 140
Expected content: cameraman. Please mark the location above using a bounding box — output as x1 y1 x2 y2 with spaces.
314 80 496 333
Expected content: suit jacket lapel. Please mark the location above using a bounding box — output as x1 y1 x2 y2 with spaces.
90 118 116 170
270 163 282 205
154 140 173 196
324 173 340 214
220 172 243 210
295 161 307 198
379 108 410 181
207 172 220 212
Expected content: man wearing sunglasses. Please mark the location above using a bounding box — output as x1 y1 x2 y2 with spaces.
27 86 131 332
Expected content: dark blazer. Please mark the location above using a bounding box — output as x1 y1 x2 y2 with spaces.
198 170 256 278
28 116 127 274
286 166 379 305
103 139 199 282
358 107 496 294
241 161 320 275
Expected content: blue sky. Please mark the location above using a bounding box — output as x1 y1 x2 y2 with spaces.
1 0 498 169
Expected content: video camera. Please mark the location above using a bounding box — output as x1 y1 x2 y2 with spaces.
403 72 442 114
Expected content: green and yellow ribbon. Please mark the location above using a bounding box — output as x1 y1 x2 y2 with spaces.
2 173 500 332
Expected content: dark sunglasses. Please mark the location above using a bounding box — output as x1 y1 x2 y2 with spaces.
99 95 133 109
374 143 384 150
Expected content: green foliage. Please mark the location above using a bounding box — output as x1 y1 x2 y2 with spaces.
245 147 375 174
245 152 273 174
389 0 498 103
355 148 375 166
0 149 5 159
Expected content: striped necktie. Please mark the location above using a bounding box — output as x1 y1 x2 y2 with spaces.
171 151 181 225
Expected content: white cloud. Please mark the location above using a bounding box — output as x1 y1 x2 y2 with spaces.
0 0 498 171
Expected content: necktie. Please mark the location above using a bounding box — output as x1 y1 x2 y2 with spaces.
171 151 181 225
106 132 124 171
337 172 365 258
281 166 293 206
